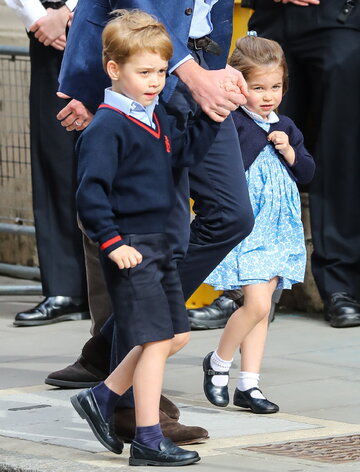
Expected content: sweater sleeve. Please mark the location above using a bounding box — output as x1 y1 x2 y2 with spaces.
286 119 316 185
167 110 220 168
76 119 124 256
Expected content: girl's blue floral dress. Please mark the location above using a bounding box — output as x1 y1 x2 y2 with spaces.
204 108 306 291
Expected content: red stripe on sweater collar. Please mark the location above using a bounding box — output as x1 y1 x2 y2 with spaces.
98 103 161 138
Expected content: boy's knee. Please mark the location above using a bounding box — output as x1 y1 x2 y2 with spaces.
172 332 190 352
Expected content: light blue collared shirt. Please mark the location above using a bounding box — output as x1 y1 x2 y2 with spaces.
169 0 220 73
189 0 219 39
241 106 280 124
103 88 158 129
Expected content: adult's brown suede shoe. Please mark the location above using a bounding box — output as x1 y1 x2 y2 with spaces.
160 395 179 420
114 408 209 446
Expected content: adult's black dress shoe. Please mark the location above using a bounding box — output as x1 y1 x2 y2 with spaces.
324 292 360 328
70 388 124 454
202 352 229 407
129 438 200 466
188 294 237 330
233 387 279 414
14 296 89 327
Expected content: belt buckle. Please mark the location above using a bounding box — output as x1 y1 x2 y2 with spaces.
193 37 203 50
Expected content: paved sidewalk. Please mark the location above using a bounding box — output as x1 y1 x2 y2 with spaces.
0 275 360 471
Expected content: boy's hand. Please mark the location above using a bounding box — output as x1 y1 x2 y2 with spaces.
268 131 296 165
108 245 143 270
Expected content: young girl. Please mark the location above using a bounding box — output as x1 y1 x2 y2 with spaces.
202 33 315 414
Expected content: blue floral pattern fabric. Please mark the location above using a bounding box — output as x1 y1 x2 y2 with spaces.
204 119 306 291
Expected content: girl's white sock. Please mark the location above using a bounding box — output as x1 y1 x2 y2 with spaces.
210 351 232 387
237 371 265 399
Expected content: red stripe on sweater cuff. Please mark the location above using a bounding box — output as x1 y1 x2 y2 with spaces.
100 235 122 250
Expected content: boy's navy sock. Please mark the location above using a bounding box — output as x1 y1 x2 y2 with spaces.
91 382 121 421
134 423 164 450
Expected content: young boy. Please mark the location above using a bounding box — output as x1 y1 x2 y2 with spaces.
70 9 219 467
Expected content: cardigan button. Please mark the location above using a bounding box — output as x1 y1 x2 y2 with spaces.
184 7 193 15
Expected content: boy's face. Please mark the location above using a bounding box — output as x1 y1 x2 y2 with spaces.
245 66 284 120
107 51 168 107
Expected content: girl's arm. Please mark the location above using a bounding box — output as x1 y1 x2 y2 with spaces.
268 130 296 166
287 124 315 184
273 117 315 184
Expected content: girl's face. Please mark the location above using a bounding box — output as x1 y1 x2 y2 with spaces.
245 66 284 120
107 51 168 107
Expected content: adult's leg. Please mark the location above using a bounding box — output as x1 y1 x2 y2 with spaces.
28 35 87 297
15 35 88 326
303 30 360 299
165 52 254 301
179 115 254 299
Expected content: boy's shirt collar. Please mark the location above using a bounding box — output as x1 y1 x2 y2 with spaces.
241 105 279 124
103 88 158 129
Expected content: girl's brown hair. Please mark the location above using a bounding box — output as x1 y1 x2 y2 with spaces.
102 9 173 72
229 35 289 94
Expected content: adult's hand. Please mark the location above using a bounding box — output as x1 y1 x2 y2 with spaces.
29 6 71 46
50 34 67 51
174 60 248 122
56 93 94 131
273 0 320 5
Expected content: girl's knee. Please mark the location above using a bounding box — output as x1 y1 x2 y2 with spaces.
246 299 272 323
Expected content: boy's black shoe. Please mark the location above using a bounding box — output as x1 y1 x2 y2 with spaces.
202 352 229 407
129 438 200 466
233 387 279 414
70 389 124 454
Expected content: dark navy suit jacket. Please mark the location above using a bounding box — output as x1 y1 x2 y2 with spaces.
59 0 235 112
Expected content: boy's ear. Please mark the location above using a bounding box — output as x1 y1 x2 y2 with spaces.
107 60 121 80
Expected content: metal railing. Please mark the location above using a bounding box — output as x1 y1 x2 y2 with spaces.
0 46 41 294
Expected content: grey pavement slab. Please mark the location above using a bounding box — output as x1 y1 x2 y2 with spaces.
0 276 360 471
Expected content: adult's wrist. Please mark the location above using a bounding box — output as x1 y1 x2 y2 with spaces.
173 58 203 87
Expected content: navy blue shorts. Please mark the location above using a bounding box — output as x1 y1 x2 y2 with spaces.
99 233 190 350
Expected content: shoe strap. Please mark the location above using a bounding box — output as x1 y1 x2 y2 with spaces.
205 368 229 376
246 387 263 395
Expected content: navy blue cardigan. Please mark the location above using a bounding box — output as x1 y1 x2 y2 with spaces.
76 103 219 255
232 108 315 185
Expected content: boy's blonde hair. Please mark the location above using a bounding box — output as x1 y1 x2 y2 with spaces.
102 9 173 71
229 35 289 94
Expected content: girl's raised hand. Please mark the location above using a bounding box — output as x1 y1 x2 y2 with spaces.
108 245 143 270
268 131 295 165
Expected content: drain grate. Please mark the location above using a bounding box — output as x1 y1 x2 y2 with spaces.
245 434 360 463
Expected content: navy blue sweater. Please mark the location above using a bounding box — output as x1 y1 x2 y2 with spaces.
76 103 219 255
232 108 315 185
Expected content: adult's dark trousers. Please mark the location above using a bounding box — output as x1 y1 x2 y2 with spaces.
249 2 360 299
29 34 87 297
